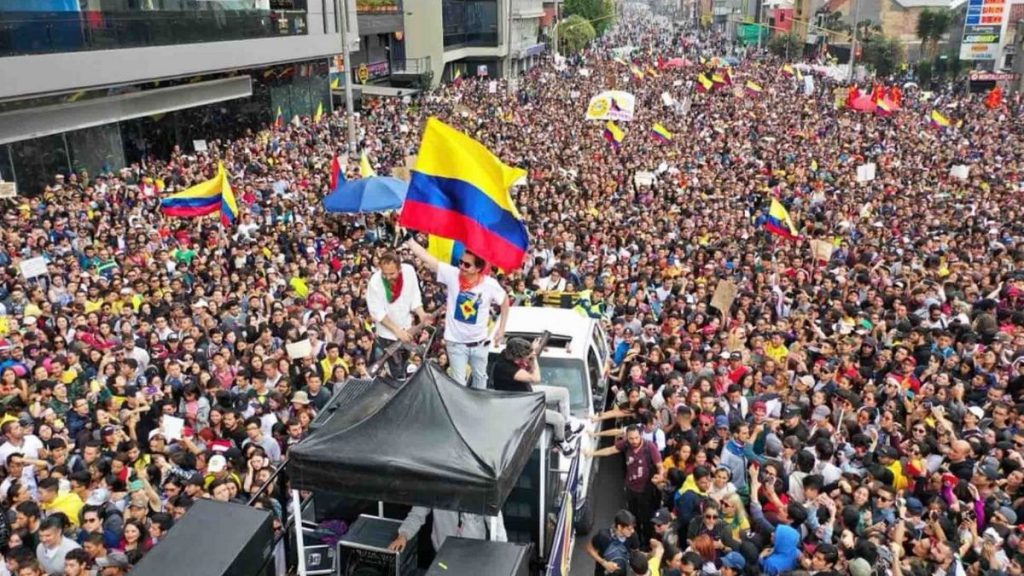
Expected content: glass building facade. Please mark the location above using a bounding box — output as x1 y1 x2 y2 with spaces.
0 0 309 57
442 0 499 48
0 60 330 196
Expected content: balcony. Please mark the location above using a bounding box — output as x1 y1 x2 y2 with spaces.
390 56 433 88
0 8 307 57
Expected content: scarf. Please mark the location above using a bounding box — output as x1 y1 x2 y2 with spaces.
458 270 487 292
382 272 404 303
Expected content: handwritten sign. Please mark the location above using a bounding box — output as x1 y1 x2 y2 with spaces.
286 339 313 360
0 182 16 199
810 239 835 263
856 163 876 183
192 140 208 153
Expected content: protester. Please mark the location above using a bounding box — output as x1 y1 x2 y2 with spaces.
365 251 429 378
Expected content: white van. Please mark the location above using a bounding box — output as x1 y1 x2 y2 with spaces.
489 306 611 534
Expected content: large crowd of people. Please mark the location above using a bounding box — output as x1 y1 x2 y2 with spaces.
1 1 1023 574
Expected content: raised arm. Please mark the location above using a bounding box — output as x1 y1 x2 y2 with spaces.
403 239 440 274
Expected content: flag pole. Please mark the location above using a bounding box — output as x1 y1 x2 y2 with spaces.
338 0 358 156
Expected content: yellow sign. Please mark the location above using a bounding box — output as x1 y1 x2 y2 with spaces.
357 63 370 84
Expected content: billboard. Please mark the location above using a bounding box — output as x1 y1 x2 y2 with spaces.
959 0 1010 60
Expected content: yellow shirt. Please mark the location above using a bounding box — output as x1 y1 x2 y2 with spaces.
44 492 84 527
765 342 789 364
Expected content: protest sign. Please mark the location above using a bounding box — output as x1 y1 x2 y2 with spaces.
0 182 15 199
711 280 738 315
810 239 835 262
19 257 47 279
192 140 208 152
286 339 313 360
856 163 876 183
950 165 969 180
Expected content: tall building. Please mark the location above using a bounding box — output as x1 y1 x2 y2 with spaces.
403 0 546 85
0 1 354 195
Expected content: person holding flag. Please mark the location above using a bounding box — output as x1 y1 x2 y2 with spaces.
404 239 509 389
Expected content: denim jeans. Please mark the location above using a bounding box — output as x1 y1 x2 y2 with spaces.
446 341 490 389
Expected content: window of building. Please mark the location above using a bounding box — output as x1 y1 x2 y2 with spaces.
442 0 499 48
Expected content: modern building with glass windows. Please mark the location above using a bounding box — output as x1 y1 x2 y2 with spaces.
0 0 356 195
403 0 547 84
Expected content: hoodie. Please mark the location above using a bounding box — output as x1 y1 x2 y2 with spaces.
674 474 709 529
761 524 801 575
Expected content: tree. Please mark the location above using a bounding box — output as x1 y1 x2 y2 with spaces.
855 19 883 41
916 8 952 61
556 14 597 54
564 0 616 36
768 33 803 59
861 35 904 78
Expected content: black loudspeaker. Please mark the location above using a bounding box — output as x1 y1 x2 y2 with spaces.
426 538 533 576
133 500 275 576
338 515 418 576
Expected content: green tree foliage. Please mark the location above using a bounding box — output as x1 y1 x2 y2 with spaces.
861 35 904 78
556 14 597 54
916 9 952 61
768 33 803 58
564 0 616 36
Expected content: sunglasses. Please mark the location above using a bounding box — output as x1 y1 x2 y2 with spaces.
458 259 476 270
704 514 718 520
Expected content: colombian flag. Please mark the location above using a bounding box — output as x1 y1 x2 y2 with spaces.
314 101 324 123
428 235 466 266
930 110 951 129
329 156 345 190
745 80 763 95
630 66 645 80
603 121 625 149
651 123 673 143
696 74 714 92
274 106 284 129
160 163 239 226
782 64 795 77
400 117 529 271
763 198 800 241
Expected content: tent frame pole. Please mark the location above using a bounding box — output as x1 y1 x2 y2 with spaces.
292 489 307 576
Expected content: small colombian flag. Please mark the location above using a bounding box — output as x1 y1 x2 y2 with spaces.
603 121 625 149
929 110 951 129
696 74 714 93
745 80 763 95
651 123 673 143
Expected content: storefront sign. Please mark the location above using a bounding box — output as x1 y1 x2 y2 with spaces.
960 0 1009 61
969 71 1018 81
353 61 390 84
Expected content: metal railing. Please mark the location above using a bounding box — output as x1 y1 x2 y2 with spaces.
391 56 432 75
0 9 307 57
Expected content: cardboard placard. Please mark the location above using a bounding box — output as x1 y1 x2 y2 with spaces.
810 239 835 262
161 415 185 441
711 279 738 315
488 80 498 94
286 339 313 360
634 171 656 187
950 165 970 180
856 163 876 183
18 257 48 279
0 182 16 199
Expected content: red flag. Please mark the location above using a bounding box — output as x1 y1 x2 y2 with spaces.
986 87 1004 110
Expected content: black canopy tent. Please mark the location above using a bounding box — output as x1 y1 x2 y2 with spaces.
288 362 546 516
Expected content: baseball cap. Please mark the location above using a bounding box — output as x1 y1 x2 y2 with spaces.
715 415 730 429
96 552 131 569
967 406 985 420
207 454 228 473
651 508 672 525
721 552 745 570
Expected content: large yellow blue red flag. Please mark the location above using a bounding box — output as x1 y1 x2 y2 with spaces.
764 198 800 241
428 235 466 266
930 110 951 129
400 117 529 271
160 163 238 226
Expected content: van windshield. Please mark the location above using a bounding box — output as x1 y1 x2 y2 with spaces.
536 357 589 415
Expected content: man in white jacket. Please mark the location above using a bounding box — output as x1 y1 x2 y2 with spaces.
387 507 507 553
366 252 429 379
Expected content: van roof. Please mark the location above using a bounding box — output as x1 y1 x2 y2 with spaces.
495 307 596 357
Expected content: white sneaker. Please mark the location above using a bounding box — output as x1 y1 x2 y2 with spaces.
558 441 578 456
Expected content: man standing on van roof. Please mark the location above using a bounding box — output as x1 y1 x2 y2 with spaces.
405 239 509 389
366 251 429 379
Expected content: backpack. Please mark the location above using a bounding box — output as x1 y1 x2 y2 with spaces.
602 532 630 575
